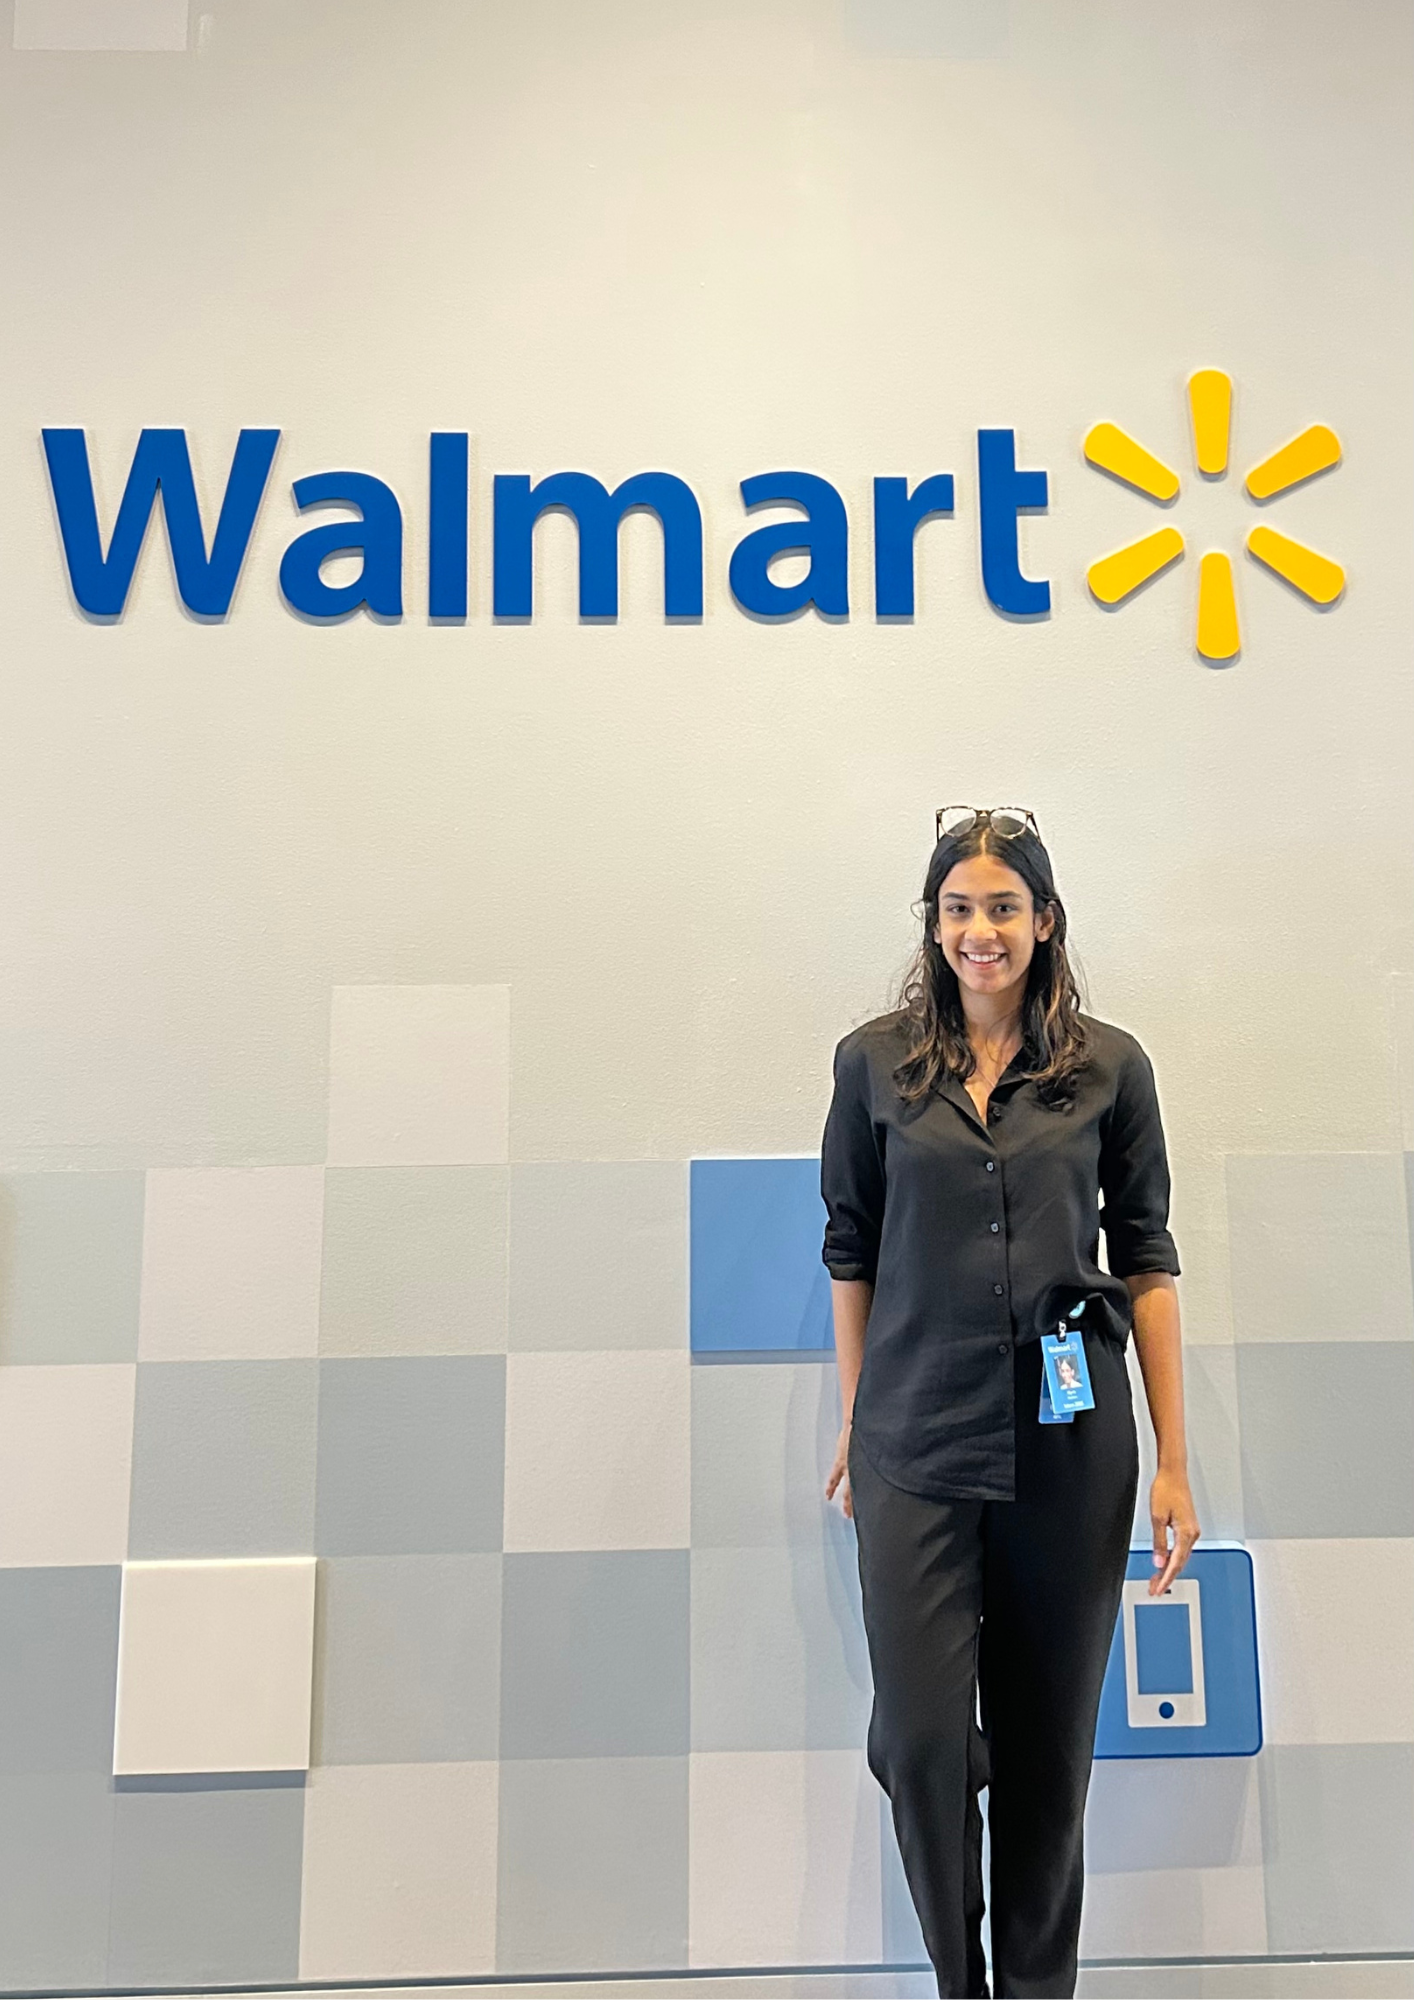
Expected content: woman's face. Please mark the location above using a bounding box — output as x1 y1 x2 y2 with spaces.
933 853 1055 1002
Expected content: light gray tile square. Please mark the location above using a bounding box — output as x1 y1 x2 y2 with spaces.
1185 1345 1245 1541
0 1774 115 1989
128 1360 318 1558
313 1554 501 1764
109 1782 305 1987
1086 1757 1261 1873
500 1551 689 1759
0 1171 144 1363
1260 1743 1414 1952
1236 1342 1414 1538
1227 1154 1414 1343
1133 1343 1245 1545
0 1566 119 1774
496 1756 688 1973
319 1167 508 1357
691 1358 852 1550
509 1162 686 1351
691 1544 871 1752
315 1356 505 1555
1128 1336 1248 1552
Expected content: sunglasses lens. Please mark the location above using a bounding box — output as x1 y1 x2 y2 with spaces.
990 809 1033 838
937 807 978 837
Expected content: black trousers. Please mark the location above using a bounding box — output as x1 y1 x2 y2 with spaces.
849 1335 1138 2000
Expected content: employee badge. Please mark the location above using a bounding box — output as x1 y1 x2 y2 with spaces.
1041 1317 1096 1417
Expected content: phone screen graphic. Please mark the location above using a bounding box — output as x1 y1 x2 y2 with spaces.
1134 1601 1195 1696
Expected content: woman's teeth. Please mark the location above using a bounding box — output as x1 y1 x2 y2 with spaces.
963 951 1005 964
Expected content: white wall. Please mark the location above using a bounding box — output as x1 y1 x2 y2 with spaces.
1 1 1408 1193
1 0 1411 1981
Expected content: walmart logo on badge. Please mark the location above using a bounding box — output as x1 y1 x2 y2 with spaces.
40 372 1344 664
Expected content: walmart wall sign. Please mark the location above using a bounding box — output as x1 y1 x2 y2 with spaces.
39 372 1344 660
40 425 1045 625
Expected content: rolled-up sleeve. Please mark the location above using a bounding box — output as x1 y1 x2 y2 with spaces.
821 1033 886 1283
1099 1040 1181 1278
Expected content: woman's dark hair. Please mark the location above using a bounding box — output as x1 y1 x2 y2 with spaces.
892 821 1090 1106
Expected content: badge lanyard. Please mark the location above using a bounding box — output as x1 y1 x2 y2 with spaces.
1038 1299 1097 1424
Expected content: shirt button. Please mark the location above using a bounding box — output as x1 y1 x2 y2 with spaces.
993 1283 1004 1295
990 1222 1000 1233
997 1342 1010 1354
985 1161 996 1172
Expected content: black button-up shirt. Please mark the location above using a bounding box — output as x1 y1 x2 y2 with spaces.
820 1011 1180 1501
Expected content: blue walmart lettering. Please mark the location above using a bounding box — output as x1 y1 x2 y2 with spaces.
42 427 1051 625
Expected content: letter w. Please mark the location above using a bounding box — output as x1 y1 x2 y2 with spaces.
43 428 280 618
493 471 703 619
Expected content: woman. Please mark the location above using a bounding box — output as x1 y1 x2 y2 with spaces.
821 806 1198 2000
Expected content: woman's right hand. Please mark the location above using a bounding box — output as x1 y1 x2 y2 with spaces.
824 1422 854 1520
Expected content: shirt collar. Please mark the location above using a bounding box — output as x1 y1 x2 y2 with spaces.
936 1050 1033 1126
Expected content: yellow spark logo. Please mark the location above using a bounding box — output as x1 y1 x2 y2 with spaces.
1083 371 1345 663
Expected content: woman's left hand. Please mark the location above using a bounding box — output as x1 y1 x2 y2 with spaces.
1148 1467 1200 1595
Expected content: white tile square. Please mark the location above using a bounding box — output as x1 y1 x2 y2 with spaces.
327 985 510 1167
1251 1539 1414 1745
688 1749 882 1967
139 1168 324 1361
1086 1756 1264 1874
114 1559 316 1775
503 1351 689 1552
0 1364 134 1565
299 1761 498 1979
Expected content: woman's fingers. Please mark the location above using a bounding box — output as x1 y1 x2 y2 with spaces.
1151 1536 1183 1596
1151 1513 1169 1571
1150 1512 1201 1595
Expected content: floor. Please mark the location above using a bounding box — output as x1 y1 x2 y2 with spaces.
149 1963 1414 2000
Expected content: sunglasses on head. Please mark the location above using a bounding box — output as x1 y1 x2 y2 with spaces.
935 805 1041 843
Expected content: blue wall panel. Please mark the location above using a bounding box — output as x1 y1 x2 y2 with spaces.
689 1158 833 1357
1095 1546 1261 1759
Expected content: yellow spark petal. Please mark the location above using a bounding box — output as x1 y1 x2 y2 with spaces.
1244 424 1341 499
1196 551 1240 661
1087 527 1185 606
1246 525 1346 605
1187 369 1232 476
1083 423 1180 502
